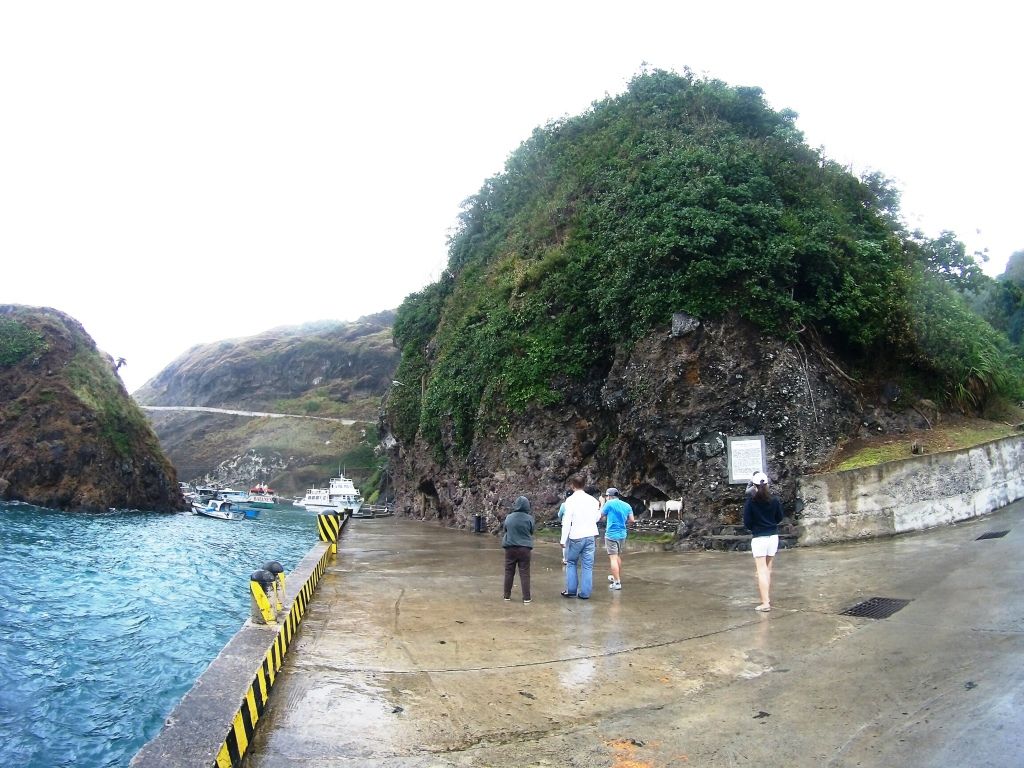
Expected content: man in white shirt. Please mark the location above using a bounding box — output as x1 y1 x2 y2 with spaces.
559 475 602 599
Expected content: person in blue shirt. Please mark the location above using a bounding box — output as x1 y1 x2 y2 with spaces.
600 487 635 591
556 489 571 520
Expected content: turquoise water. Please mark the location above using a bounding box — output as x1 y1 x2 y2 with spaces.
0 502 320 768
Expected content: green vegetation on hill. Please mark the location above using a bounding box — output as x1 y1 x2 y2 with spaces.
965 249 1024 347
67 348 159 458
0 305 182 511
391 68 1024 461
1 309 156 459
0 318 47 367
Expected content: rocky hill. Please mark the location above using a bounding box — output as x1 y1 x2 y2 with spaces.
135 311 397 414
0 305 184 512
135 312 399 496
380 70 1022 544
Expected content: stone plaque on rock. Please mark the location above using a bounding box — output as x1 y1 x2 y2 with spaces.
727 435 766 484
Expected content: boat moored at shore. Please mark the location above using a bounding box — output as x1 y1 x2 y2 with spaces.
296 474 363 515
191 499 247 521
247 484 278 508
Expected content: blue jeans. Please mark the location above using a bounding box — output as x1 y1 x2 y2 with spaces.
565 536 595 598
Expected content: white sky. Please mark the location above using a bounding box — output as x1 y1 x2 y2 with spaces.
2 1 1020 393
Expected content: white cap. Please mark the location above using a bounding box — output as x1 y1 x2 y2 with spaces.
751 471 769 486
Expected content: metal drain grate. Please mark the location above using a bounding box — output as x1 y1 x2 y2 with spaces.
976 530 1010 540
840 597 911 619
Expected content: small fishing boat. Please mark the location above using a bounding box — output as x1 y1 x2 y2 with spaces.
192 499 246 521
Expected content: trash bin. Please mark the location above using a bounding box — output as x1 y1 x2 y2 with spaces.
473 514 484 533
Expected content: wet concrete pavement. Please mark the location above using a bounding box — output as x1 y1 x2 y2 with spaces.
243 502 1024 767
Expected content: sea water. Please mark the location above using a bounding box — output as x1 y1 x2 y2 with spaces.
0 502 319 768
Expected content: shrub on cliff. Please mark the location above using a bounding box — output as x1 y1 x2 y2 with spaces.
0 317 47 367
391 68 1023 460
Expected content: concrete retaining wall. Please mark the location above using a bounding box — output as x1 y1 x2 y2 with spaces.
797 434 1024 545
132 513 346 768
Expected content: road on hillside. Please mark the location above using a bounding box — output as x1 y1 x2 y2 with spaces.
137 405 372 425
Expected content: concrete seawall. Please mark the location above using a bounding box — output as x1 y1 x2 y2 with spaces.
797 434 1024 545
131 514 347 768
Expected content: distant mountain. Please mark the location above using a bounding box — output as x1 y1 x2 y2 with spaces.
0 305 183 511
136 312 399 497
135 310 397 415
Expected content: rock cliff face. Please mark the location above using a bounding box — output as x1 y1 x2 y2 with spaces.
383 313 919 544
0 305 184 512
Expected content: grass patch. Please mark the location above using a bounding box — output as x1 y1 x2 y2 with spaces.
0 317 47 367
66 347 158 457
829 417 1023 472
272 392 380 420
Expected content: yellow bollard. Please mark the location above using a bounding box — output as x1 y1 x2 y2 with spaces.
249 570 277 624
262 561 285 611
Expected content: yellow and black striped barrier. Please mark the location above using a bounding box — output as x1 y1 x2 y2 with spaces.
317 512 343 554
130 509 350 768
213 543 333 768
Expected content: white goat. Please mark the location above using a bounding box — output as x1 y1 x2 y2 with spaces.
665 499 683 520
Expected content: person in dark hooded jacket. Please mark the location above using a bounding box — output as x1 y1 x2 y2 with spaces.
502 496 535 603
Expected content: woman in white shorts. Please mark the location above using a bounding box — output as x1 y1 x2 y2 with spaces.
743 471 784 611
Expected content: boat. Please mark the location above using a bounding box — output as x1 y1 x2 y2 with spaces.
296 474 364 516
192 484 221 503
296 486 339 513
192 499 247 521
327 475 363 515
246 484 277 508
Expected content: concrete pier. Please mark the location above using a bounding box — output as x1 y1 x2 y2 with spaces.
243 502 1024 767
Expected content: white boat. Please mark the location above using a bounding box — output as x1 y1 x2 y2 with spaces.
246 484 278 508
297 487 336 513
297 474 363 515
327 475 363 515
192 499 246 521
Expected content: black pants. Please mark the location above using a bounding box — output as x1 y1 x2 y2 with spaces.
503 546 532 600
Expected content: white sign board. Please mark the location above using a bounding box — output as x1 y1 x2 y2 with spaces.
727 435 766 484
